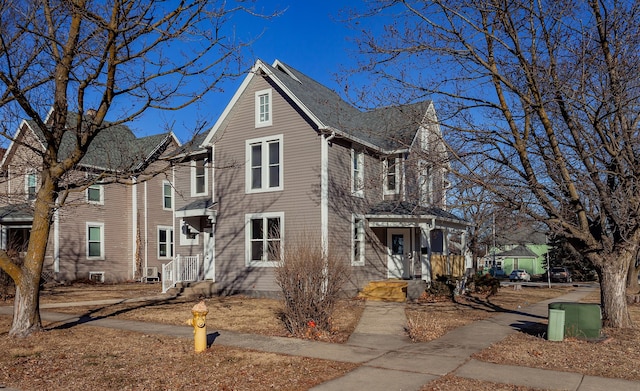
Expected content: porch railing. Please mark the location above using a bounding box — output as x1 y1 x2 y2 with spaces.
162 254 200 293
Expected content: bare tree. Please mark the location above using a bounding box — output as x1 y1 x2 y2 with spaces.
0 0 260 337
349 0 640 327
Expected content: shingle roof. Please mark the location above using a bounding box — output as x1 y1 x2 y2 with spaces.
263 61 431 151
367 200 466 222
0 203 34 222
496 245 539 258
26 116 172 171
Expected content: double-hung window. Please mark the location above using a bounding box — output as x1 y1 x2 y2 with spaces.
86 222 104 260
162 180 172 210
26 173 37 201
352 149 364 197
246 135 283 193
255 89 272 127
191 158 208 196
352 215 365 266
87 184 103 204
246 212 283 266
158 226 174 258
384 157 400 196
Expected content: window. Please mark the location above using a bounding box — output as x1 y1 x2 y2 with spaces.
86 223 104 259
255 89 272 127
158 226 174 258
246 135 283 193
162 181 172 209
352 149 364 197
191 158 208 196
384 157 400 195
26 173 37 200
245 212 283 266
87 184 103 204
352 215 365 266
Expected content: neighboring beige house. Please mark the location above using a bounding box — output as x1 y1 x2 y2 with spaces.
0 113 180 283
166 59 471 296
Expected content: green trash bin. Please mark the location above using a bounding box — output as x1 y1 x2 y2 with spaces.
547 309 565 341
548 302 601 339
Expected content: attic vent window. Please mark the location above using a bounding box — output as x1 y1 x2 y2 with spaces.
255 89 272 127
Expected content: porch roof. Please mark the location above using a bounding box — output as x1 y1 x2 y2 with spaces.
365 201 469 230
175 198 217 221
0 204 33 224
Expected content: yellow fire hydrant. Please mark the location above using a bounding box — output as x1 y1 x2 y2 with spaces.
186 300 208 353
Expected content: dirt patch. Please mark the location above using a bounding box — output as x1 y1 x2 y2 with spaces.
3 281 635 390
0 317 357 391
473 292 640 382
406 286 572 342
421 374 545 391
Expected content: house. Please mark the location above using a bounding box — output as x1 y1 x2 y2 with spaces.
166 59 471 296
0 113 180 283
482 228 548 276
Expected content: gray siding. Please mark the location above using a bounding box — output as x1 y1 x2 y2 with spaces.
212 76 322 294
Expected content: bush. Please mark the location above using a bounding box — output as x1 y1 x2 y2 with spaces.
471 273 500 296
275 235 350 339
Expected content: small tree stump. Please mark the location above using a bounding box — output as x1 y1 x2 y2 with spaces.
513 284 522 291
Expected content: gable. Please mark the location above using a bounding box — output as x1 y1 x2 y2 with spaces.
203 59 433 155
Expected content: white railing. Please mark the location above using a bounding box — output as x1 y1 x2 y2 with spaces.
162 254 200 293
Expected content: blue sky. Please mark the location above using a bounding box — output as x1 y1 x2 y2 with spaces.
133 1 366 143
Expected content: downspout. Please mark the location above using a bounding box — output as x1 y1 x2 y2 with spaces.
320 130 335 256
144 181 148 280
132 177 137 279
53 208 59 273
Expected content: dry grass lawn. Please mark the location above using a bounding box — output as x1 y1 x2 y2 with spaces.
2 281 639 390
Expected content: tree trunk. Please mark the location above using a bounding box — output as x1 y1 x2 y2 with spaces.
8 178 54 337
9 276 42 337
599 257 634 328
627 259 640 291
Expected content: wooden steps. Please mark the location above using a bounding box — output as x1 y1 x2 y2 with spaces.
358 280 408 302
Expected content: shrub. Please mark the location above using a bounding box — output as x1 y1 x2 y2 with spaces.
275 235 350 339
472 273 500 296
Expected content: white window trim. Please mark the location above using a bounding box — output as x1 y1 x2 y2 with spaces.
25 172 37 201
86 222 105 260
86 184 104 205
351 149 364 197
162 180 173 210
255 88 273 128
245 134 284 194
190 159 209 197
245 211 284 267
179 219 200 246
352 214 365 266
157 226 174 259
383 157 401 196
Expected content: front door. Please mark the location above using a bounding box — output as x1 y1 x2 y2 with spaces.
203 229 215 280
387 228 411 279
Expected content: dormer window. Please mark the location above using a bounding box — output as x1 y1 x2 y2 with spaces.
255 89 272 127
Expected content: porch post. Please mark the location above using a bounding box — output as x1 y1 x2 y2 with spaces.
419 222 433 283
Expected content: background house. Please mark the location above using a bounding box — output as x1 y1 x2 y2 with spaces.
0 113 179 283
166 59 471 296
482 227 548 276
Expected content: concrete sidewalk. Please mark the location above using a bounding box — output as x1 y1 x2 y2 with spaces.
2 285 639 390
